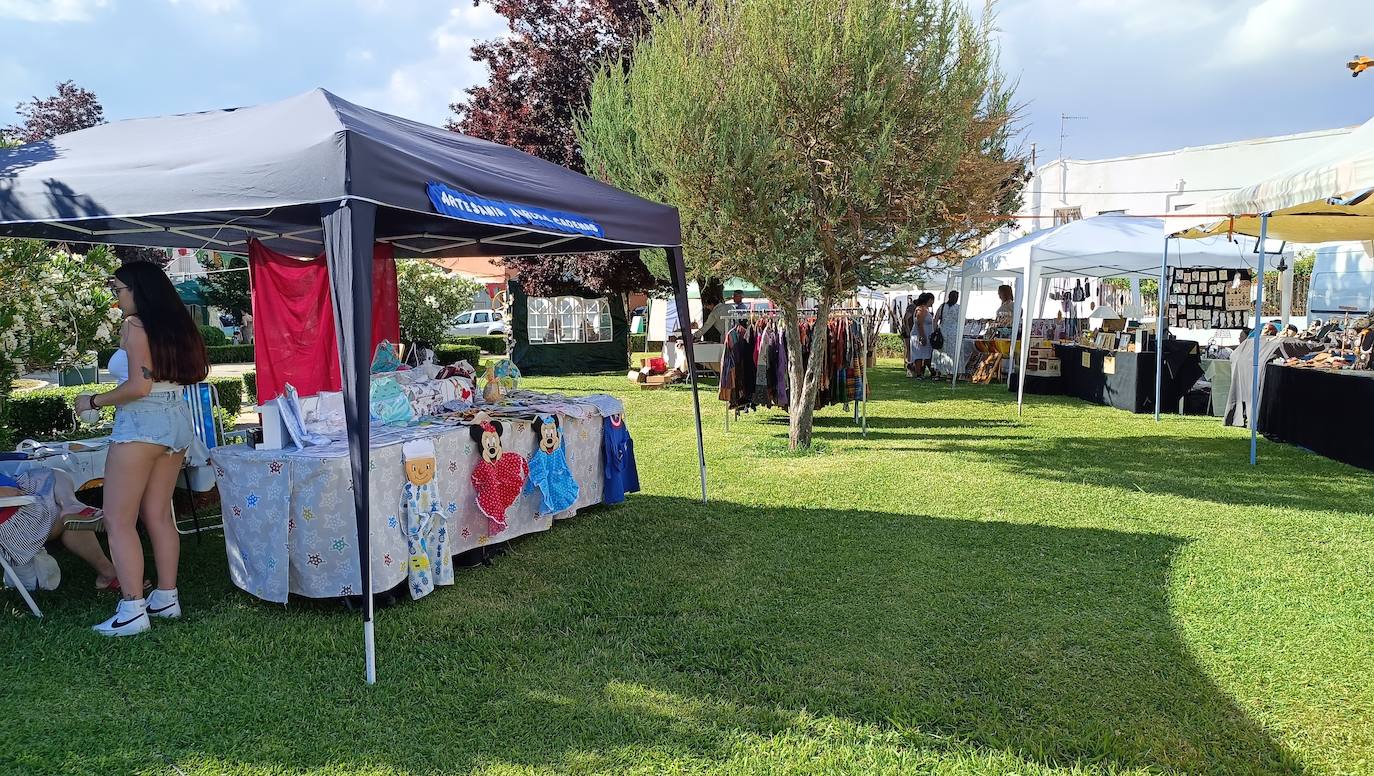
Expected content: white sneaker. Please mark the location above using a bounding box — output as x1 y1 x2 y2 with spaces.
93 598 150 637
146 588 181 619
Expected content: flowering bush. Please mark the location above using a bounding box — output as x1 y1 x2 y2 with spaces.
396 260 480 346
0 240 123 371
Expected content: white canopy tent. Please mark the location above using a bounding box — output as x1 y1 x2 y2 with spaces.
951 216 1278 420
1168 114 1374 464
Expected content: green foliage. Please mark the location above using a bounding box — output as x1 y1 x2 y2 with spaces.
630 334 647 354
0 240 122 371
875 333 905 359
242 371 257 402
199 325 228 346
443 335 507 355
397 261 481 346
206 345 254 364
433 344 482 368
578 0 1022 447
196 251 251 318
6 376 243 441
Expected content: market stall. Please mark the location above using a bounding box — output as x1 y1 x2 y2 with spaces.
954 216 1272 417
212 379 632 602
0 88 696 684
1171 112 1374 464
1050 340 1202 414
1258 363 1374 472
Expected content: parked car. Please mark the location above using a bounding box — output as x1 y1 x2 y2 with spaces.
448 309 508 337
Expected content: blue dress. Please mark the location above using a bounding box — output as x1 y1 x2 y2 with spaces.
602 416 640 504
525 445 580 515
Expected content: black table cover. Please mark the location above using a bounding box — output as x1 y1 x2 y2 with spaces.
1258 364 1374 472
1052 342 1202 414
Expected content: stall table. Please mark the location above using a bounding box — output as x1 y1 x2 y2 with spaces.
1257 364 1374 472
1053 341 1202 414
212 409 617 603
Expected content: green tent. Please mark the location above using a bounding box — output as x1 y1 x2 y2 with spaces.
175 278 207 305
508 280 629 375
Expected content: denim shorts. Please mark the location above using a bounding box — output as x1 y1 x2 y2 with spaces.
111 392 202 457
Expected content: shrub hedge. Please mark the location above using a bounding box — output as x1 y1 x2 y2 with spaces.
199 325 228 346
433 344 482 368
97 344 254 368
630 334 647 353
443 335 506 355
875 333 904 359
242 371 257 403
6 376 244 442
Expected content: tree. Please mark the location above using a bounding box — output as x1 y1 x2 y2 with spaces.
452 0 672 296
4 80 104 144
0 240 122 371
579 0 1024 448
197 251 251 320
397 261 482 346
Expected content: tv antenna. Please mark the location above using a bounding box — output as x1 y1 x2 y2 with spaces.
1059 113 1087 159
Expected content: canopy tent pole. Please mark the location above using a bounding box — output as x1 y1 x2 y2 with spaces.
950 272 974 387
320 198 378 685
1006 275 1024 388
1280 262 1294 326
1155 239 1168 422
668 247 707 503
1250 214 1268 465
1015 263 1040 416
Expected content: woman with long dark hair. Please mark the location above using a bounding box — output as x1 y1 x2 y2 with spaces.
72 261 209 636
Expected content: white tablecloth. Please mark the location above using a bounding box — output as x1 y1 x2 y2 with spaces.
0 440 110 490
210 413 609 603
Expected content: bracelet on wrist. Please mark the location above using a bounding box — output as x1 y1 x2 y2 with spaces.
91 394 101 409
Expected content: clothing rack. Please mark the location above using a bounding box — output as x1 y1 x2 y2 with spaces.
720 307 871 437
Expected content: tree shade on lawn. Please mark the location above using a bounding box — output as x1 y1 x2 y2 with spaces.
2 364 1371 774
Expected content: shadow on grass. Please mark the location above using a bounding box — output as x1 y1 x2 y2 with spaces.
3 497 1302 773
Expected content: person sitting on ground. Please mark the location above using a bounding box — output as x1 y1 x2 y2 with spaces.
0 469 121 592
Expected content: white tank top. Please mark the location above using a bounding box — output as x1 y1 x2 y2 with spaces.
108 349 183 393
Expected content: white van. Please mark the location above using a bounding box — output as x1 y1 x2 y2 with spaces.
1307 242 1374 320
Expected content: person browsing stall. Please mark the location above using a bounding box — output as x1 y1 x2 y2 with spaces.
72 262 209 636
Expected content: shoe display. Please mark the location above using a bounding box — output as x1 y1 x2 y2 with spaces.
145 587 181 619
92 598 150 637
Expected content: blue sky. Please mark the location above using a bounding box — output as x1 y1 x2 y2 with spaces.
1 0 1372 162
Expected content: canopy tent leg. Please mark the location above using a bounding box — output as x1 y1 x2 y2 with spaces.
1155 239 1168 422
950 272 973 388
1016 264 1040 416
1006 275 1024 388
1251 215 1268 465
321 199 378 685
668 247 707 503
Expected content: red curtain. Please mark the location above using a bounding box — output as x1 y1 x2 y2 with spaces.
248 239 400 404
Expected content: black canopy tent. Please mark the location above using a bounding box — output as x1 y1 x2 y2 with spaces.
0 88 708 683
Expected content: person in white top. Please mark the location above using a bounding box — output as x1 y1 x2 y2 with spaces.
72 262 209 636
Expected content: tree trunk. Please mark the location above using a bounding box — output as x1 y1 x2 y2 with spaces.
784 294 834 449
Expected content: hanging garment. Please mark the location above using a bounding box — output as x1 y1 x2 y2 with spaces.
400 439 452 600
601 414 641 505
728 323 758 409
524 415 580 516
247 239 400 404
774 327 790 408
469 419 529 535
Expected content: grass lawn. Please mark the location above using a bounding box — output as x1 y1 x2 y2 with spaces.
3 361 1372 775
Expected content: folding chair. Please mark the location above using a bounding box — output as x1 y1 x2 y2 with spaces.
175 383 252 537
0 494 43 618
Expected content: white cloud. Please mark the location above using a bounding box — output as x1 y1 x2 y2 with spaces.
350 2 507 127
1206 0 1374 69
0 0 109 22
348 49 375 64
166 0 240 13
